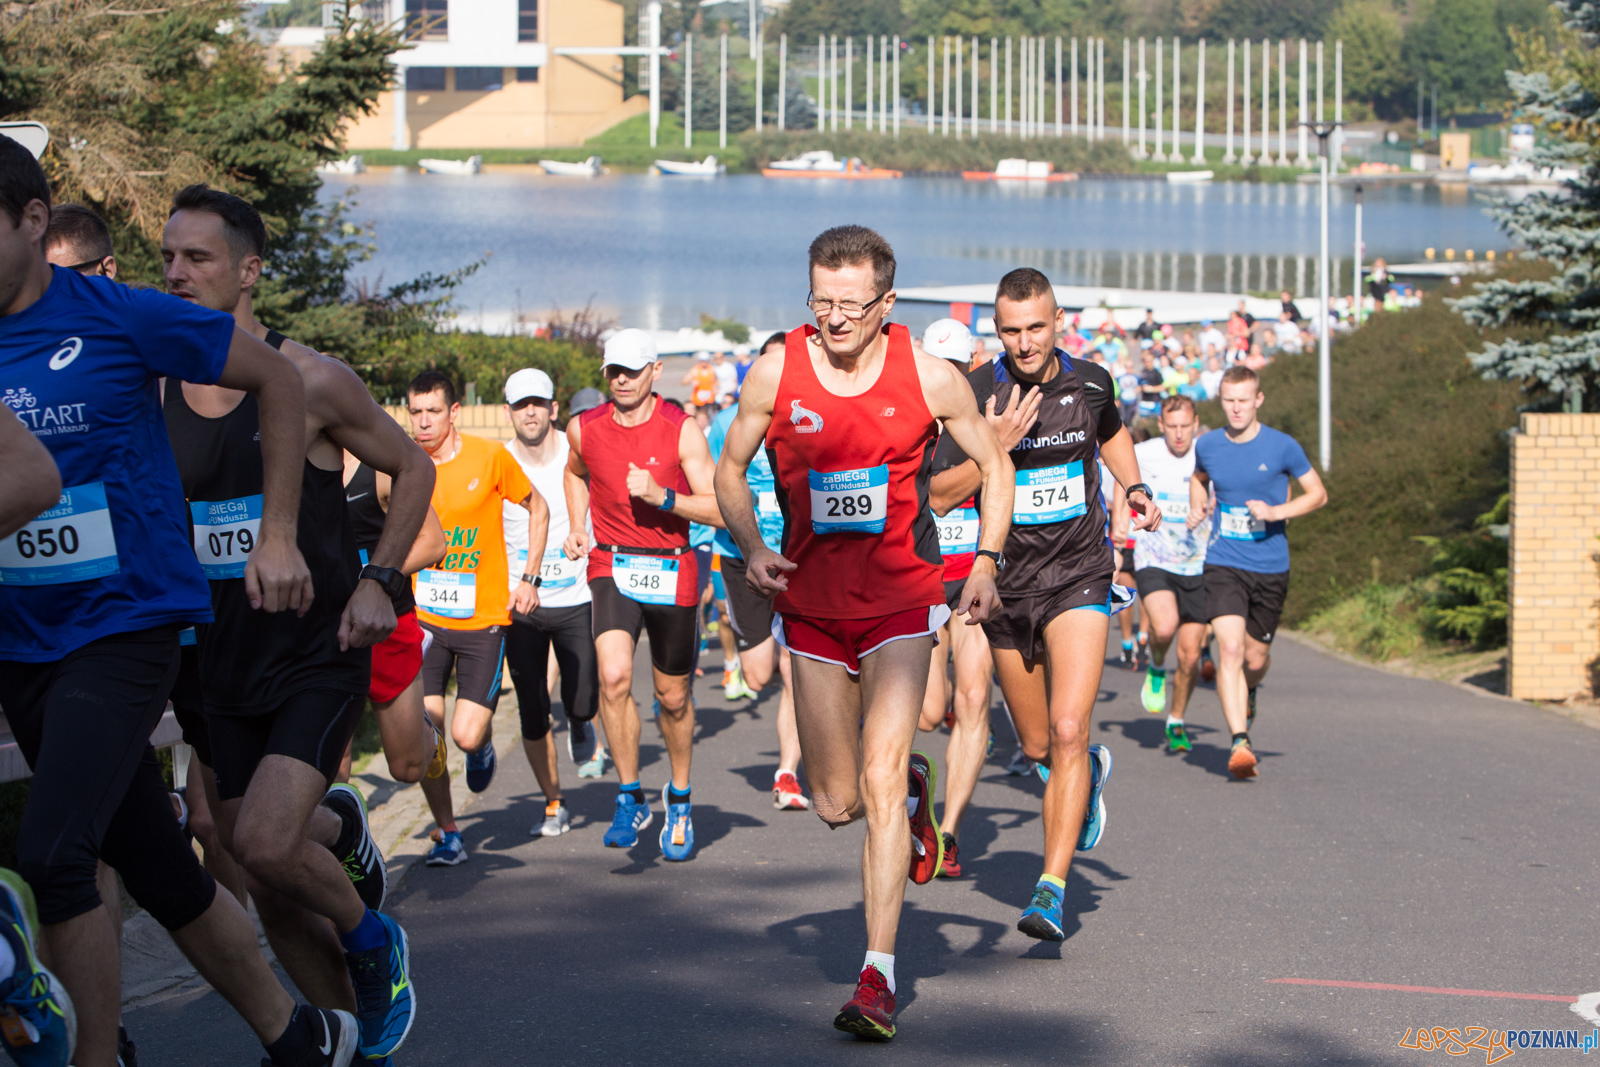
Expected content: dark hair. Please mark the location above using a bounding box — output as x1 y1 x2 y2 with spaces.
1160 395 1197 418
1220 365 1260 389
46 204 113 262
996 267 1055 305
169 184 266 262
808 225 896 294
407 370 458 407
0 135 51 229
760 331 786 354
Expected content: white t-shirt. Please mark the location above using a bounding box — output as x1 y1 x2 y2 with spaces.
503 434 591 609
1198 326 1226 352
712 361 739 401
1131 437 1207 576
1200 368 1223 398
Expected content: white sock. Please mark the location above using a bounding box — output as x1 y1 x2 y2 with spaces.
863 950 896 994
905 791 918 819
724 658 738 672
1166 714 1183 728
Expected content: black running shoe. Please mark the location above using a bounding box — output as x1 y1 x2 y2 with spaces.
323 784 386 912
260 1007 358 1067
118 1025 138 1067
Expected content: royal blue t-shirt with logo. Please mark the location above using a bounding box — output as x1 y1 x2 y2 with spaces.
1193 424 1312 574
0 267 234 661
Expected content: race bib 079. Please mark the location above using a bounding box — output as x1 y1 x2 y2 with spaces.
0 481 120 585
809 465 888 535
936 506 979 556
1013 463 1087 526
417 569 476 618
1219 505 1268 541
190 495 262 579
613 554 678 605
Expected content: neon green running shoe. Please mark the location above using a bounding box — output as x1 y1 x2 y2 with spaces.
1140 668 1167 714
1164 721 1191 754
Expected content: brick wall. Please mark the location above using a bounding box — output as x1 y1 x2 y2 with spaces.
1508 413 1600 701
383 404 515 443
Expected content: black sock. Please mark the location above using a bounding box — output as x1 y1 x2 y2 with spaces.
570 718 588 744
620 781 645 805
264 1005 315 1065
1232 731 1250 746
329 804 356 860
667 783 691 806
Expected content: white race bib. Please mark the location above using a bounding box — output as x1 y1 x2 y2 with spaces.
809 465 888 535
1013 463 1086 526
537 547 580 591
613 554 678 605
190 495 262 579
417 569 476 618
1219 505 1267 541
1155 490 1189 523
937 506 979 556
0 482 120 585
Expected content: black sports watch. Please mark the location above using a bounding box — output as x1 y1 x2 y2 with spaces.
520 573 543 588
358 564 408 601
1126 482 1154 502
975 549 1006 571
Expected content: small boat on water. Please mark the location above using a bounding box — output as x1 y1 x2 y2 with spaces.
963 158 1076 182
317 155 365 175
1166 169 1214 183
1466 159 1579 184
654 155 725 176
418 155 481 176
539 156 604 177
766 150 847 172
763 155 901 180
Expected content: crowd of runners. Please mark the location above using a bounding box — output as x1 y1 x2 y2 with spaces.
0 131 1329 1064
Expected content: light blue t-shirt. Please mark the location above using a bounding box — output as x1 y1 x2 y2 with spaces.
705 405 782 557
0 268 233 660
1193 424 1312 574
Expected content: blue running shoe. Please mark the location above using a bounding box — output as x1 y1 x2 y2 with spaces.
465 742 496 794
659 793 694 861
424 829 467 867
1078 744 1112 851
1035 762 1050 783
1017 879 1066 942
0 869 74 1066
344 911 414 1059
602 793 652 848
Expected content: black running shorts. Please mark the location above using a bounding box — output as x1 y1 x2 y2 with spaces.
717 556 776 653
983 576 1113 661
590 576 698 676
1134 568 1207 625
167 639 213 768
1202 564 1290 643
421 622 507 710
208 689 365 801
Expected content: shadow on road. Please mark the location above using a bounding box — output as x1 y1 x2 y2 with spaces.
606 804 768 874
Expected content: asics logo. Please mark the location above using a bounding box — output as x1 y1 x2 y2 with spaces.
49 337 83 370
1258 463 1268 471
789 398 823 434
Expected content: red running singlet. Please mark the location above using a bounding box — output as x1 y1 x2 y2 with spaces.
766 324 943 620
577 395 699 607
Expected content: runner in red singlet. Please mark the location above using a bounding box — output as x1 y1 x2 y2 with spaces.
714 227 1014 1041
564 329 723 861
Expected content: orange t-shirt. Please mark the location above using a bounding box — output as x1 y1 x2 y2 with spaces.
688 364 716 407
414 433 535 630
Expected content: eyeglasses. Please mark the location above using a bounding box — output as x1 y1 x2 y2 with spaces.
64 256 112 276
806 290 886 320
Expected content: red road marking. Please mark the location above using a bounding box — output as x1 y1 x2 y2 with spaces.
1267 978 1578 1003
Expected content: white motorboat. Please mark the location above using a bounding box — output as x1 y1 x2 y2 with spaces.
766 150 846 172
316 155 365 175
1467 159 1580 184
1166 169 1214 183
539 156 603 177
418 155 481 175
654 155 725 176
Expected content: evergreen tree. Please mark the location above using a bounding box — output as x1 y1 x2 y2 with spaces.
1452 0 1600 411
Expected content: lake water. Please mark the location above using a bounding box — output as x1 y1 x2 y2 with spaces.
319 171 1511 334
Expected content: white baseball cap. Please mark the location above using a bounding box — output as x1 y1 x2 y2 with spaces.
922 318 973 363
504 368 554 404
604 328 659 371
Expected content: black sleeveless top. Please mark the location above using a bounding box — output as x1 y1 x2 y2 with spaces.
344 462 415 614
162 340 370 715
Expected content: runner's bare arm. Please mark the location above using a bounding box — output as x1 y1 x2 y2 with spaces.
1109 480 1131 545
927 381 1043 510
372 472 446 573
213 326 311 615
1247 467 1327 522
713 354 795 597
0 404 60 540
1100 426 1161 532
620 420 724 527
509 488 550 614
563 419 592 559
1188 469 1212 530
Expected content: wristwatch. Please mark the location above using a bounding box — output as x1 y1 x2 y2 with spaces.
358 564 407 601
1126 482 1154 501
658 487 677 512
975 549 1006 571
520 573 543 588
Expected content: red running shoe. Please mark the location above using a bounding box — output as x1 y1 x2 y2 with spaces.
907 752 943 885
834 966 896 1040
773 771 811 811
936 833 962 878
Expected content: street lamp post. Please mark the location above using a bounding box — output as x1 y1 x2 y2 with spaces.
1353 183 1364 327
1304 119 1342 472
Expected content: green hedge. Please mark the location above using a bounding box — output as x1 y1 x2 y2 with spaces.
355 332 605 410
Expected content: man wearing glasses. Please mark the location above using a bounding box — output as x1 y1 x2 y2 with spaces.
714 226 1014 1040
563 329 724 861
44 204 118 278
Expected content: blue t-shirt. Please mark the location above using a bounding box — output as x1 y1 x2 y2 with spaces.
1193 424 1312 574
0 268 233 661
705 405 782 557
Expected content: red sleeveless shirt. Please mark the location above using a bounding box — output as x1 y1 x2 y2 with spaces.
578 395 698 607
766 324 943 619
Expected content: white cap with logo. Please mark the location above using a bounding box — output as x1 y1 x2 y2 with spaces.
504 368 554 404
603 328 659 371
921 318 973 364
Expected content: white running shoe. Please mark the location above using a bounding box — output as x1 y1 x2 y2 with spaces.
535 801 571 837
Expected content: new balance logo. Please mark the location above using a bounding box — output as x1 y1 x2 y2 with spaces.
880 407 895 417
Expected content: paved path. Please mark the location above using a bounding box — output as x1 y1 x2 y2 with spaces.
128 635 1600 1065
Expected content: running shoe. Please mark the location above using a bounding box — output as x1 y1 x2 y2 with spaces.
535 801 570 838
833 966 896 1041
118 1025 137 1067
1164 721 1192 754
659 793 694 861
1247 686 1258 731
344 911 414 1059
263 1008 358 1067
1078 744 1112 851
465 741 496 793
1036 762 1050 783
1017 879 1065 942
1140 668 1167 714
907 753 943 885
941 704 955 730
323 784 386 912
567 718 597 768
1136 634 1151 670
986 729 995 758
1004 746 1034 777
1118 643 1136 670
652 698 661 722
603 793 652 848
1228 737 1258 780
773 771 811 811
1200 647 1216 683
936 833 962 878
721 664 755 700
575 744 607 780
0 869 74 1067
424 829 467 867
424 717 447 780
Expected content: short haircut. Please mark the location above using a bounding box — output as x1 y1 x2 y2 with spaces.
0 135 51 228
1220 365 1260 389
808 225 896 294
995 267 1055 306
46 204 113 262
169 184 266 262
760 331 786 354
1160 395 1197 418
407 370 458 407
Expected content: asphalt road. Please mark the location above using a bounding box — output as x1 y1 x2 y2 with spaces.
129 634 1600 1065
